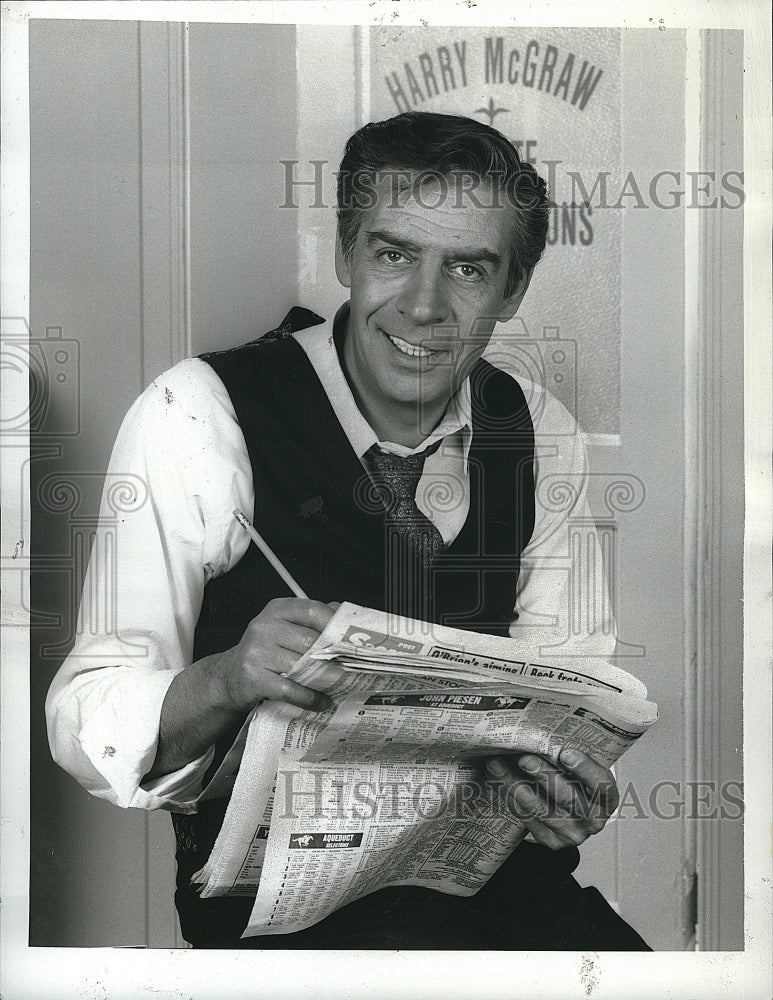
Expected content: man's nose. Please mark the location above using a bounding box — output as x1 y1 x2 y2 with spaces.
394 264 449 327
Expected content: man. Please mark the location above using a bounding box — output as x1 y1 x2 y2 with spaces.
46 112 649 949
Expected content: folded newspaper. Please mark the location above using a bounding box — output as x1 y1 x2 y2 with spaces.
192 603 657 938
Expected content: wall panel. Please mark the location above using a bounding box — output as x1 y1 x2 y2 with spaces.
29 18 150 947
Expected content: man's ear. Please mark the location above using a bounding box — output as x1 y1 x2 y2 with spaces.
335 237 352 288
499 267 534 322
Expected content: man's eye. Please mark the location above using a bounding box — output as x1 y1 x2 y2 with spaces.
452 263 483 281
379 250 408 264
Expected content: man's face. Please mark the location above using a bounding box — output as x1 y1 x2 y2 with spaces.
336 175 530 438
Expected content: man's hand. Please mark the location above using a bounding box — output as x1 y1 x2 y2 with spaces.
485 748 619 850
217 598 339 714
145 598 339 782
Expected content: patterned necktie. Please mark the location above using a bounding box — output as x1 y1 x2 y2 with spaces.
362 439 445 565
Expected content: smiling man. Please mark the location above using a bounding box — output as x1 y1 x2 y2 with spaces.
46 112 649 950
336 168 528 446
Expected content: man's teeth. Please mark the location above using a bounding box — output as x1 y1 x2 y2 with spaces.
387 334 433 358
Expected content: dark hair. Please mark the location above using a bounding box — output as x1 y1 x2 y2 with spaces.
336 111 550 296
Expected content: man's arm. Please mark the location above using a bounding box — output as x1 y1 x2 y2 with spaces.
144 599 335 782
46 359 333 809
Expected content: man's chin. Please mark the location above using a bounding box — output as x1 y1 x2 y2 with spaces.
381 378 454 414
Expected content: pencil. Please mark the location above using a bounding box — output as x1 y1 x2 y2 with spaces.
232 508 309 600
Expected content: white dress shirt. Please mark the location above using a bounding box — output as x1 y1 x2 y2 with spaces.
45 311 616 813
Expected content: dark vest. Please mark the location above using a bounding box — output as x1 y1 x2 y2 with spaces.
171 308 575 947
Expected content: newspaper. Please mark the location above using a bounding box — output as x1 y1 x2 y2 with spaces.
191 603 657 937
300 603 648 697
193 668 458 897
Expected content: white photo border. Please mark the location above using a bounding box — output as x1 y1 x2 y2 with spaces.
1 1 770 997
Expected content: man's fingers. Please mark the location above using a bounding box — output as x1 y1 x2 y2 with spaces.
272 621 324 656
485 762 584 848
263 671 334 713
509 780 601 841
509 780 549 821
516 755 610 825
558 748 619 814
266 597 337 632
517 756 576 812
485 755 612 842
486 757 545 819
517 816 580 851
251 644 301 677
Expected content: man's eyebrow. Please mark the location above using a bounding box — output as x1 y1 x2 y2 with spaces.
365 230 503 269
446 247 503 269
365 230 422 254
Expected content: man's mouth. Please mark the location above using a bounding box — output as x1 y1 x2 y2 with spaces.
384 331 434 358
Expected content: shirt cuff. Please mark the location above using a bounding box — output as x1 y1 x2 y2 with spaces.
138 745 216 810
75 668 208 810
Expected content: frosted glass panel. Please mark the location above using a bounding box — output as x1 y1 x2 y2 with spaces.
369 27 622 435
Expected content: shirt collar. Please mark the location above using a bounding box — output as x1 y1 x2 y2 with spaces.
292 305 473 469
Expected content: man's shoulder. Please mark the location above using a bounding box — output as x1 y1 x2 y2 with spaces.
199 307 325 362
194 310 327 404
144 356 228 414
104 355 246 495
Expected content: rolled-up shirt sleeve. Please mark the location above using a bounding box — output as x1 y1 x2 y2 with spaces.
45 359 253 812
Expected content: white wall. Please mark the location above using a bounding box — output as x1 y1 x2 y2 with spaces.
30 18 300 947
